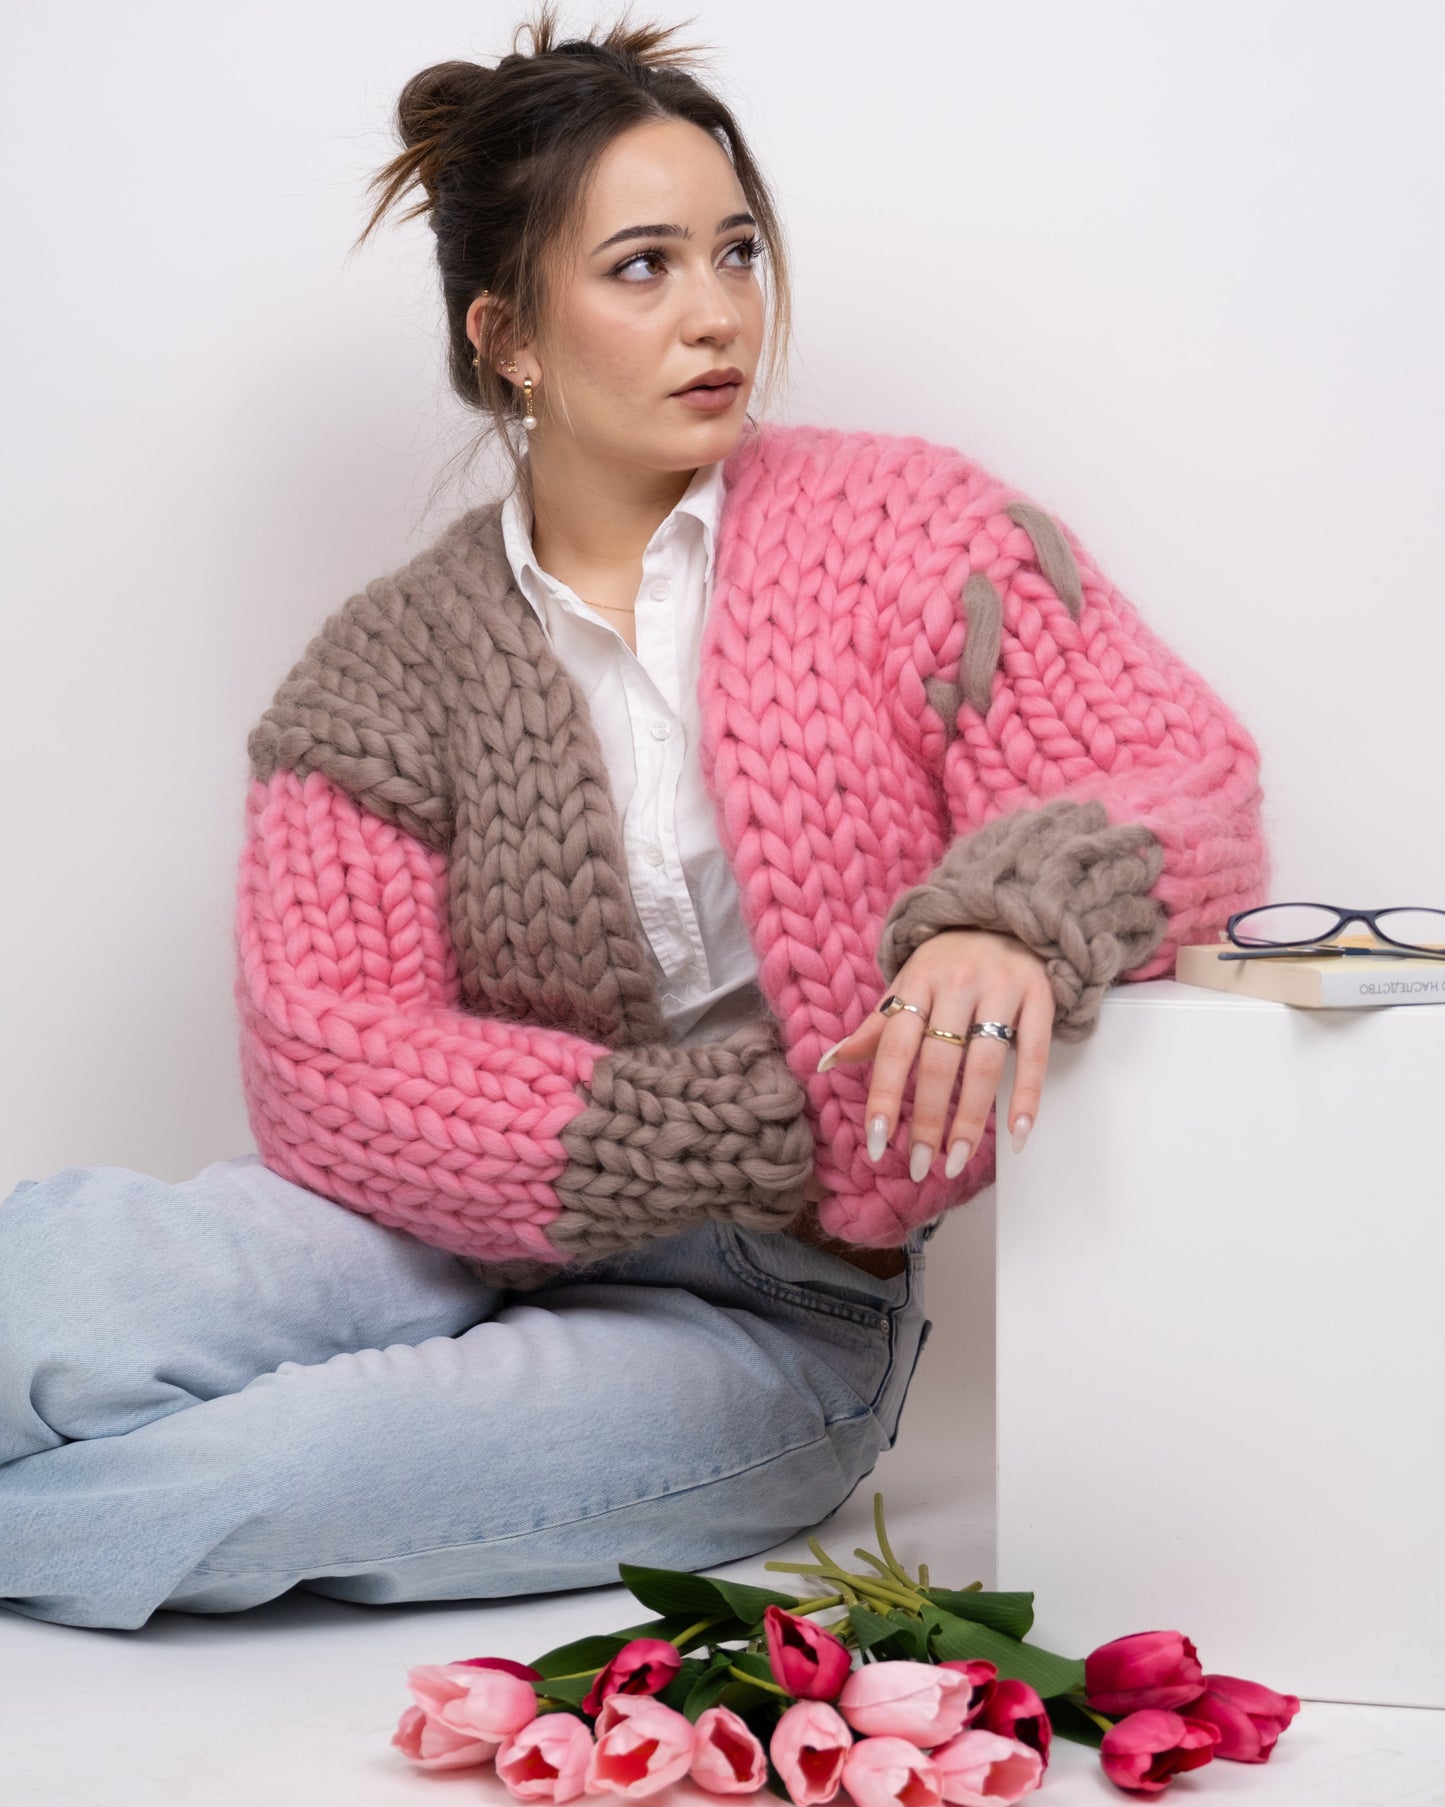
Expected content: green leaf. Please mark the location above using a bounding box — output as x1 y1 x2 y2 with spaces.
923 1588 1035 1640
535 1674 596 1707
847 1606 898 1653
530 1611 706 1677
919 1604 1085 1700
682 1653 740 1722
1044 1692 1111 1750
655 1656 711 1714
616 1563 799 1625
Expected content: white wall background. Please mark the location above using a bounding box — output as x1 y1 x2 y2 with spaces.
3 0 1442 1197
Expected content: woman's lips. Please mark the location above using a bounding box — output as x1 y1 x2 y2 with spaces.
672 381 742 413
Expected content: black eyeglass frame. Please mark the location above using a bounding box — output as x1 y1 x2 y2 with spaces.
1218 902 1445 963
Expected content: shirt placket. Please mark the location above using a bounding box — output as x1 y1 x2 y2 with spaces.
627 522 710 1004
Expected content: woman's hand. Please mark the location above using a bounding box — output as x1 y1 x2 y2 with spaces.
817 928 1055 1180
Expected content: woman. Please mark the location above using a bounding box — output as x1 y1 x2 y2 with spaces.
0 8 1270 1631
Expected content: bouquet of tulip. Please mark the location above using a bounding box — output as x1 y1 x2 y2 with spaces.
392 1495 1299 1801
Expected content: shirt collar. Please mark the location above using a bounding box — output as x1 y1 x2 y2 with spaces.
500 457 727 626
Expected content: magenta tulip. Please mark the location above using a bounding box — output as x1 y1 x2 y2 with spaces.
1178 1673 1301 1762
930 1728 1045 1805
764 1604 855 1700
690 1705 769 1793
841 1734 944 1807
496 1712 595 1801
1099 1709 1220 1794
838 1660 980 1745
770 1698 853 1805
580 1638 683 1717
974 1678 1050 1769
582 1696 695 1797
937 1660 998 1727
1084 1631 1205 1716
460 1656 547 1685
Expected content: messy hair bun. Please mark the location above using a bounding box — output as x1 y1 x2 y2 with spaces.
356 4 793 497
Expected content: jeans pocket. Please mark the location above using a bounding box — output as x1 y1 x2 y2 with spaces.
718 1223 902 1332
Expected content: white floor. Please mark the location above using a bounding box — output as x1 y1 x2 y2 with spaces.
3 1189 1442 1806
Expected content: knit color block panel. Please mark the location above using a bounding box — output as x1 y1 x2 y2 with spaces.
235 770 814 1278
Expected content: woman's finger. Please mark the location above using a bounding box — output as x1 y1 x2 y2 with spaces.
942 991 1020 1172
1002 979 1054 1151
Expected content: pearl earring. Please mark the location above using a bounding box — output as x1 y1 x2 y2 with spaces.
522 378 536 431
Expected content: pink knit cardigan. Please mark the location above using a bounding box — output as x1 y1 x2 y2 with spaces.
236 421 1271 1282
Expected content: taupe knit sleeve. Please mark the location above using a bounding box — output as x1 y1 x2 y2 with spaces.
875 798 1170 1043
246 575 452 851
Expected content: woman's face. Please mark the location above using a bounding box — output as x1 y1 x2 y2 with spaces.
486 117 766 476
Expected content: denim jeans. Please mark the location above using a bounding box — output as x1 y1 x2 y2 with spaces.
0 1154 935 1631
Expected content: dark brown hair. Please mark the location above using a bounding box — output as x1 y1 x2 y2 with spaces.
354 3 794 500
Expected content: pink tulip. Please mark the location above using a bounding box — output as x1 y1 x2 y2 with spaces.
973 1679 1050 1769
391 1703 500 1771
1084 1632 1205 1716
1099 1709 1220 1794
764 1604 855 1700
689 1704 769 1793
937 1660 998 1727
930 1728 1045 1805
841 1734 944 1807
770 1698 853 1805
838 1661 980 1745
496 1712 595 1801
581 1637 684 1717
1177 1673 1301 1763
393 1660 538 1767
583 1695 696 1797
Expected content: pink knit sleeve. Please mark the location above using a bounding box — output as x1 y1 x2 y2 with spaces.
236 768 812 1276
878 489 1274 1041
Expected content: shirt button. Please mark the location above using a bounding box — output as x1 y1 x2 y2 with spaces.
644 845 665 866
651 719 672 739
649 579 671 601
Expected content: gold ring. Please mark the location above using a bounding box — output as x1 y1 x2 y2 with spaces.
923 1025 969 1044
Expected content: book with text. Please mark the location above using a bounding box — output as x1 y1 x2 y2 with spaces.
1174 935 1445 1009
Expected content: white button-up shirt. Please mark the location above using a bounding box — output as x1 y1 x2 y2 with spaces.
499 458 768 1049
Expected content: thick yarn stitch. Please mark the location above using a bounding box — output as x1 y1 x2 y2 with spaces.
237 420 1271 1277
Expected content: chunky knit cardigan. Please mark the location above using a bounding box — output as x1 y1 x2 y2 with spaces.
237 421 1271 1287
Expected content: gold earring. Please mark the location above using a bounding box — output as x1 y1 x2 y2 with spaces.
522 378 537 431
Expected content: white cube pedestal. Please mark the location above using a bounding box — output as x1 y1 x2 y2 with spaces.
993 978 1444 1708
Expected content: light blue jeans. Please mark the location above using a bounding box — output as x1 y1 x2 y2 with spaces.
0 1154 934 1631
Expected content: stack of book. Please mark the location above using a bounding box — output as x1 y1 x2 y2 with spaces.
1174 933 1445 1009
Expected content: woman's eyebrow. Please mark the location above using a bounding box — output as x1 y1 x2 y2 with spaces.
590 212 756 254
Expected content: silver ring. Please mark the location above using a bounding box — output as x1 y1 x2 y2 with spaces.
968 1021 1016 1043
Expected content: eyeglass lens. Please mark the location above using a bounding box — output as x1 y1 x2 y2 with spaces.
1231 904 1445 950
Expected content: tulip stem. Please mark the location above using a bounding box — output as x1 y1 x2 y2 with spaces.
727 1665 792 1699
790 1594 845 1614
872 1492 917 1592
670 1614 730 1649
918 1564 930 1589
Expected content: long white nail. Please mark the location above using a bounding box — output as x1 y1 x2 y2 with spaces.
945 1139 972 1178
816 1039 847 1073
1011 1115 1033 1154
867 1115 889 1162
909 1141 933 1182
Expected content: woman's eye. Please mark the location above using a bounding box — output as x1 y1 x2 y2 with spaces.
613 236 765 281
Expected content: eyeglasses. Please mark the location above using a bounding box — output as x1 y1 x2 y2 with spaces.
1219 903 1445 963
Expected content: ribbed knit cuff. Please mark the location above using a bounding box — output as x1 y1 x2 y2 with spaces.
468 1022 814 1290
876 797 1170 1043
